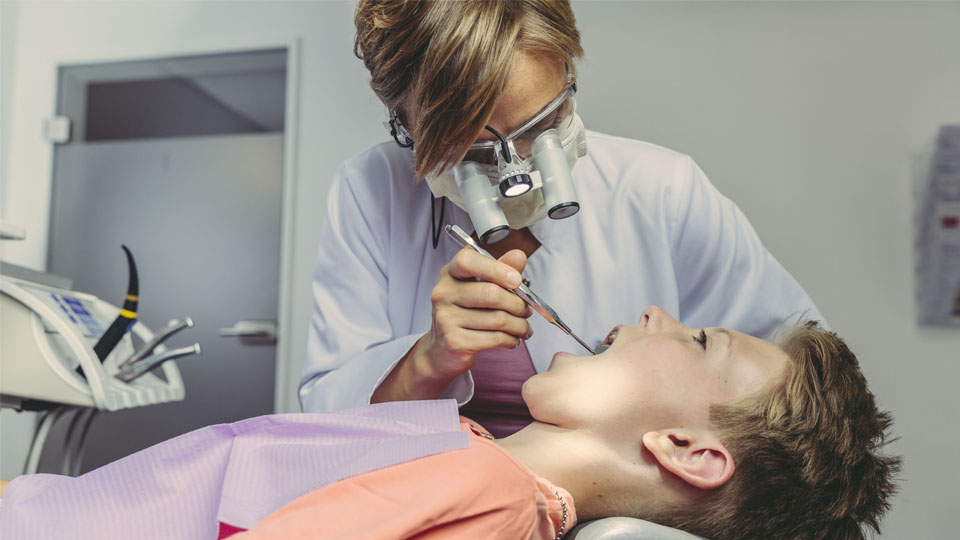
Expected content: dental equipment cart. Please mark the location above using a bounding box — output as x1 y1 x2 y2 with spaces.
1 260 198 476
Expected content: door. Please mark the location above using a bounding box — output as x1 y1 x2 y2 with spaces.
42 50 286 472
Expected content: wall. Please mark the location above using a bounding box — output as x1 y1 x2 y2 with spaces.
0 0 16 187
1 0 958 537
0 0 30 482
571 2 959 538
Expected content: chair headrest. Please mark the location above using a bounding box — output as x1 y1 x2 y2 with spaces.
566 517 709 540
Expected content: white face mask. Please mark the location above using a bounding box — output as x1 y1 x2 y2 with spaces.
425 113 588 231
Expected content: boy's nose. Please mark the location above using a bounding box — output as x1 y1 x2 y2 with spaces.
639 306 685 332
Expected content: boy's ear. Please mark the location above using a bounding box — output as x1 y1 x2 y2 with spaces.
642 429 735 490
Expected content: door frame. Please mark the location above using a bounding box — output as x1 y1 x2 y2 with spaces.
44 37 302 414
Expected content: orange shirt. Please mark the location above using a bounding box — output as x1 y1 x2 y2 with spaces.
232 420 576 540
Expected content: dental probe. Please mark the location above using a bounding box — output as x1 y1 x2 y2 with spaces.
444 224 596 355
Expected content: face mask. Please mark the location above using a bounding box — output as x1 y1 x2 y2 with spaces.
425 111 588 243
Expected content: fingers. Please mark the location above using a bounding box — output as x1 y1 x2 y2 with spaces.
498 249 527 275
436 304 532 339
423 247 534 374
446 248 523 290
438 249 532 316
446 280 530 317
433 321 531 354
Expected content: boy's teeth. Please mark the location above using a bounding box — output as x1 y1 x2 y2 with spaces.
603 328 619 345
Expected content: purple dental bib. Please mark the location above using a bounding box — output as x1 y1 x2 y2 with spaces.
0 399 468 539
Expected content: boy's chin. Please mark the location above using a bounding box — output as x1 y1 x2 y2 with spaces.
548 351 578 369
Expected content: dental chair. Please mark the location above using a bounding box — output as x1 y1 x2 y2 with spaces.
568 518 706 540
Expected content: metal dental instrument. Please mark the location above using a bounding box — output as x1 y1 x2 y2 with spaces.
115 343 201 383
444 224 596 354
118 317 194 371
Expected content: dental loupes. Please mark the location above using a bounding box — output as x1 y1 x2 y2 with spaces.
444 224 596 355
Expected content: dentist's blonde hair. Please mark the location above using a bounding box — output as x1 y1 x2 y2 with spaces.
353 0 583 179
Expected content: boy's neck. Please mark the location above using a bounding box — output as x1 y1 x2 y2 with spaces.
495 421 653 521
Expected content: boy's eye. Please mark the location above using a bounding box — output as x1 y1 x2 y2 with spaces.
693 329 707 350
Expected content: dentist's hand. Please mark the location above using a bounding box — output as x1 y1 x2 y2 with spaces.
371 248 533 403
424 248 534 370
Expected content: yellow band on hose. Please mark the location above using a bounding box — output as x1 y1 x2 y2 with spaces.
126 294 139 301
120 309 137 318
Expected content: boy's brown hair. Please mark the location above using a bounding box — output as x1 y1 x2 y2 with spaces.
354 0 583 179
653 322 900 539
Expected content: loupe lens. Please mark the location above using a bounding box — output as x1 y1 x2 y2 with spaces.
452 161 511 244
480 226 511 244
532 129 580 220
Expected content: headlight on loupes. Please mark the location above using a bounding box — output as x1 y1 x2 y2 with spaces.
451 128 580 244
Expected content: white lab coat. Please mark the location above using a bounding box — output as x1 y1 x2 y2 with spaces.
300 131 824 413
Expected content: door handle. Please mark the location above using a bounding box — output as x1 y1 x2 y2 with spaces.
219 319 277 342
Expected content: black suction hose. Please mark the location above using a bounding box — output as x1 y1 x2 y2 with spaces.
92 245 139 361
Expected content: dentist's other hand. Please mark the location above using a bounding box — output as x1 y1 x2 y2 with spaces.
372 248 532 403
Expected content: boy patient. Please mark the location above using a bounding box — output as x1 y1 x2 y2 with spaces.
0 306 899 540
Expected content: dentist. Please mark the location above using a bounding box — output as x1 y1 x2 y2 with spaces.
300 0 824 437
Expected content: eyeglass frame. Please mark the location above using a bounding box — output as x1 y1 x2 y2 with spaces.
462 83 576 165
388 71 578 159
